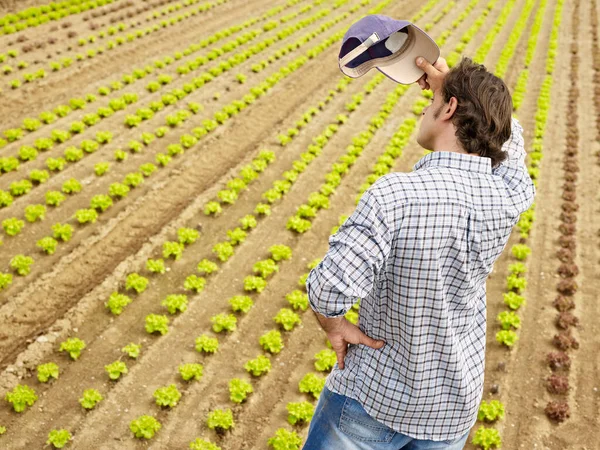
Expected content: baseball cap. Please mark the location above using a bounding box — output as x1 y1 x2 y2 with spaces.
338 15 440 84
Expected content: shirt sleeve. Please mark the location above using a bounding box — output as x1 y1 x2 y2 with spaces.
492 116 536 214
306 189 392 318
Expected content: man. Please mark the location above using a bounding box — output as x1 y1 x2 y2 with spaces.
303 55 536 449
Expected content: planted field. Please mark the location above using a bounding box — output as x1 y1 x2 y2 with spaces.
0 0 598 448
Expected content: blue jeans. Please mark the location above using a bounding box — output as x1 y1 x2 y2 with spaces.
303 386 471 450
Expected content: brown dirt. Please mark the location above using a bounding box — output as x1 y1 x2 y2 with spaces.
1 0 598 448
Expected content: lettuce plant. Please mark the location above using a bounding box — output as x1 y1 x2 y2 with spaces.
345 309 359 325
52 223 73 241
471 426 501 449
511 244 531 261
94 162 110 176
189 439 221 450
287 216 312 233
64 146 84 162
195 334 219 354
314 349 336 372
508 262 527 275
478 400 505 422
1 157 20 173
206 409 234 433
274 308 301 331
162 294 188 314
179 363 204 382
37 362 59 383
211 313 237 333
5 384 38 412
79 389 103 410
47 429 72 448
229 379 253 403
90 194 113 212
154 384 181 408
146 258 166 274
506 273 527 292
204 201 222 215
19 145 38 161
46 156 66 171
0 273 13 291
59 337 86 360
227 227 247 246
105 292 132 315
244 275 267 293
227 179 247 194
122 343 141 359
130 415 161 439
114 150 127 162
0 190 13 207
145 314 169 335
212 242 234 262
287 401 315 425
496 330 518 348
268 428 302 450
10 255 33 276
229 295 253 314
298 373 325 399
178 227 200 245
503 292 525 310
244 355 271 377
255 203 271 216
74 209 98 224
3 217 25 236
10 180 33 196
105 361 128 380
184 275 206 292
497 311 521 330
125 273 148 294
197 259 219 275
260 330 283 354
109 182 130 199
239 215 257 230
163 241 184 260
253 259 279 279
30 169 50 184
286 290 308 311
124 172 144 188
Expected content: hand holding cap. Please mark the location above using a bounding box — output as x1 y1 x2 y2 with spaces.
415 55 450 92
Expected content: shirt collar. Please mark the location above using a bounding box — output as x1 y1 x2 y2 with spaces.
412 151 492 174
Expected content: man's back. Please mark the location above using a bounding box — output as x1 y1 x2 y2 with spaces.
307 117 535 441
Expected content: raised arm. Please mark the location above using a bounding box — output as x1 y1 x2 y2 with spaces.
492 116 536 214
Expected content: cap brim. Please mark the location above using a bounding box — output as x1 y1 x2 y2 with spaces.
376 24 440 84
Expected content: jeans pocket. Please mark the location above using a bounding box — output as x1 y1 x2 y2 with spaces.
338 396 396 443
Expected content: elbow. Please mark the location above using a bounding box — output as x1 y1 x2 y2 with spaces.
306 270 346 318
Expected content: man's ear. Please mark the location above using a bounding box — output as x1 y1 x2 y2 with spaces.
441 96 458 121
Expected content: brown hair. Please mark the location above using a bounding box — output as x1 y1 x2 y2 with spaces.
433 56 512 168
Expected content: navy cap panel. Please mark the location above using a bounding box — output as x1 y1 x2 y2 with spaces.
340 37 375 68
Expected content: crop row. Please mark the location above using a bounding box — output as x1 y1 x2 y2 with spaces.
475 0 566 447
543 0 579 424
0 0 305 149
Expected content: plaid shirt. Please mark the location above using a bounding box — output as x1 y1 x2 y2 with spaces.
306 117 535 441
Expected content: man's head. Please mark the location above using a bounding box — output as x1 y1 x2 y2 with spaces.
416 56 512 168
